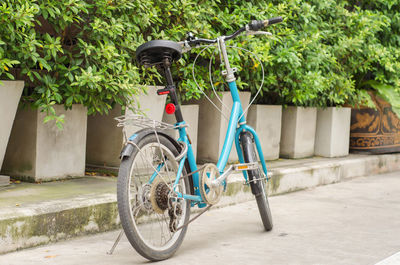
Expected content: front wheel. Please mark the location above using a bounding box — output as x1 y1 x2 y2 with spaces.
117 133 190 261
240 131 273 231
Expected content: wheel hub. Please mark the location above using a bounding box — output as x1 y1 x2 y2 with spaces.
140 184 153 211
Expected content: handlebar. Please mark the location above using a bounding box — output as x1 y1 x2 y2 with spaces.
184 16 283 47
267 16 284 25
248 16 283 31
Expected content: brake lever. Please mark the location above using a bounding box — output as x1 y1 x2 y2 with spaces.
246 30 272 36
178 40 192 53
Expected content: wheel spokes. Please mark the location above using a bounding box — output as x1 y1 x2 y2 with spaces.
127 141 187 249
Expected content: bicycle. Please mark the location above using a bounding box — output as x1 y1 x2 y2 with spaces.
115 16 283 261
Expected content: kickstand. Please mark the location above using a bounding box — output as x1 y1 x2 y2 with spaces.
107 230 124 255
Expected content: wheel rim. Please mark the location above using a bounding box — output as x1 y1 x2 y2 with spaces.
127 142 188 251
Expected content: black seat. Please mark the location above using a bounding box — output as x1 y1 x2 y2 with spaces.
136 40 182 67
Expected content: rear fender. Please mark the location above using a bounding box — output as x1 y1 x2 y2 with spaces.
119 128 179 159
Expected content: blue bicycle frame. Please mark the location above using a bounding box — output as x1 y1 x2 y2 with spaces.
146 37 268 208
138 37 267 208
169 82 268 208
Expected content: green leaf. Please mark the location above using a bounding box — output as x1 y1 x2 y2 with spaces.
370 82 400 119
43 116 53 124
66 96 73 106
5 73 14 80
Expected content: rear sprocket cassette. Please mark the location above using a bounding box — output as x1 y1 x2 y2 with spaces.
150 180 170 214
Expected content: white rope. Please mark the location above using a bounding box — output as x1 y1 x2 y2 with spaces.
190 43 265 122
209 45 231 117
191 45 230 120
226 45 265 121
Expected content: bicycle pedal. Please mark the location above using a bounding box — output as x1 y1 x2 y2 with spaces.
233 162 258 171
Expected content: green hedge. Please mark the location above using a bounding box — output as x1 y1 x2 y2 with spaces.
1 0 399 125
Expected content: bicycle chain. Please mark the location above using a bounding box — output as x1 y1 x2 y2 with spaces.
168 202 182 232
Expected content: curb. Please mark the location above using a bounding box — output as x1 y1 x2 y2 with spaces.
219 154 400 207
1 154 399 254
0 194 119 254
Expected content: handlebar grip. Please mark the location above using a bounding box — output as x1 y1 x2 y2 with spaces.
248 20 265 31
248 16 283 31
267 16 283 25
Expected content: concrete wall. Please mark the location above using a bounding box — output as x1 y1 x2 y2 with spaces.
247 105 282 160
162 104 199 160
0 81 24 170
86 86 166 168
2 108 37 178
124 86 167 137
197 92 251 163
2 105 87 181
36 105 87 179
280 106 317 158
315 107 351 157
86 105 124 167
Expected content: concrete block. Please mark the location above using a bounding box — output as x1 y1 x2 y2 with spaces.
340 158 367 179
267 167 312 195
247 105 282 160
2 105 87 182
0 175 9 187
124 86 167 138
86 86 166 168
267 164 339 195
365 156 382 176
376 154 400 174
315 107 351 157
280 106 317 158
312 163 341 185
0 191 119 254
0 81 24 170
162 104 199 160
197 91 251 163
86 105 124 168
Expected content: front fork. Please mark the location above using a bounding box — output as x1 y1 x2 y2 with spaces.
235 124 268 190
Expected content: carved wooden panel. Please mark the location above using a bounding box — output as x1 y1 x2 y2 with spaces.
350 94 400 154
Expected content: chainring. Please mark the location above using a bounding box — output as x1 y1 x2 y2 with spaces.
200 163 223 205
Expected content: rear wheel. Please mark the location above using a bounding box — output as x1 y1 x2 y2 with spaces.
117 133 190 261
240 131 273 231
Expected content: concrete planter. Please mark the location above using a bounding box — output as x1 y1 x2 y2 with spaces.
86 86 167 168
196 91 251 163
2 104 87 182
315 107 351 157
280 106 317 159
162 104 199 161
247 105 282 160
0 81 24 186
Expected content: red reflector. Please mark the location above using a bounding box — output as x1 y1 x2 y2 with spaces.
158 91 170 95
165 103 176 114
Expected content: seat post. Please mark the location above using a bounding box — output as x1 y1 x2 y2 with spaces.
162 57 184 123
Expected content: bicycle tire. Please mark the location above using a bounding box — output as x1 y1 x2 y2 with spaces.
240 131 273 231
117 133 190 261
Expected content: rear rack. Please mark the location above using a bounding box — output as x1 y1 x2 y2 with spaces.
114 114 176 130
115 114 188 131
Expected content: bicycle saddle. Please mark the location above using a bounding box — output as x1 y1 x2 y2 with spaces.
136 40 182 67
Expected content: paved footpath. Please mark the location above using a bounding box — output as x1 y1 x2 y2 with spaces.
1 171 399 265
